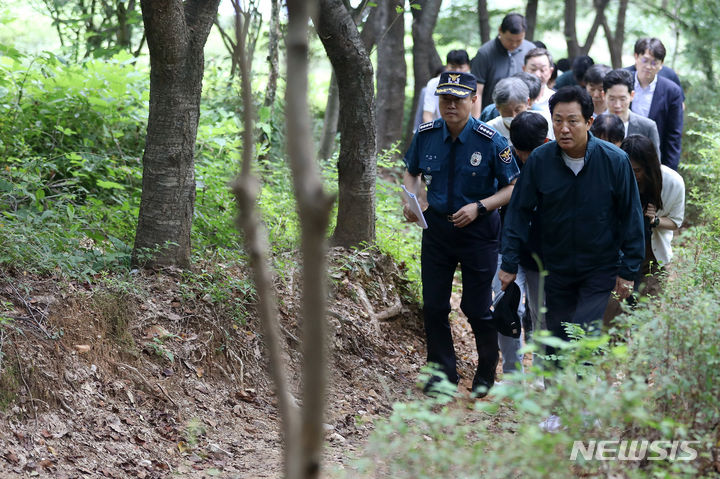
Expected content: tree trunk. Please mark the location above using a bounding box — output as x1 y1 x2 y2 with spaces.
235 0 333 476
318 5 377 160
318 73 340 160
564 0 609 58
285 0 335 474
564 0 580 58
132 0 220 268
316 0 377 248
375 0 406 154
525 0 539 41
264 0 281 107
115 0 137 50
602 0 628 68
403 0 443 150
478 0 490 44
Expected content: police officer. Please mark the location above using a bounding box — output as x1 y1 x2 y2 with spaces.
403 71 520 396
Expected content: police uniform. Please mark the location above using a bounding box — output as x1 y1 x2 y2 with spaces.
404 71 520 392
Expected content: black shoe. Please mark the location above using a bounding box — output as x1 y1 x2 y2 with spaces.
422 374 456 398
471 369 494 398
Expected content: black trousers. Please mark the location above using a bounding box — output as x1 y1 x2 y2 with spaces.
544 267 617 360
421 208 500 385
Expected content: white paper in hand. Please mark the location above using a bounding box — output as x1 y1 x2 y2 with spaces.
401 185 428 229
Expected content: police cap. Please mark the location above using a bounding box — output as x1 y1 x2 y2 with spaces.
435 71 478 98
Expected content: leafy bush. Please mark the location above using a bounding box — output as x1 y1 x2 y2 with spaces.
346 237 720 478
0 51 147 277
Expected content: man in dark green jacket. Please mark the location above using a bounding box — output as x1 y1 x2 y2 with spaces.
498 86 644 356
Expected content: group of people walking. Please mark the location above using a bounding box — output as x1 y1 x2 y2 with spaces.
402 13 686 399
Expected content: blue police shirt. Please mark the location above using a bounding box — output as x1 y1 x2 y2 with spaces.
405 116 520 215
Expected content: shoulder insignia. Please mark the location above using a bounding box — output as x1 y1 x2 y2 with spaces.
418 121 437 132
499 146 513 164
474 122 496 139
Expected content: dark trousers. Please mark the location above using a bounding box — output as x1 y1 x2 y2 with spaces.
544 267 617 360
421 208 499 385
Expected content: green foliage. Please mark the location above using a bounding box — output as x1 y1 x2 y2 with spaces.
376 146 422 299
0 51 146 278
348 241 720 478
178 266 256 326
31 0 144 60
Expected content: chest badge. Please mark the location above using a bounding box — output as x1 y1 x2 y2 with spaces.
470 151 483 166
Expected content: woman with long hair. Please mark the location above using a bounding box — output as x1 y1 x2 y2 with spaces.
604 135 685 324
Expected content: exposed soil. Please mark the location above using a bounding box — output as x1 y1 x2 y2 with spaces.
0 249 498 478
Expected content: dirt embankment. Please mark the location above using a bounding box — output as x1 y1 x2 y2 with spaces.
0 249 474 478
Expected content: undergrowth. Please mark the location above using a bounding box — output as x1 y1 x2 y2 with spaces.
338 89 720 478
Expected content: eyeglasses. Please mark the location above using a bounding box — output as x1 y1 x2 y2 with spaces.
639 56 661 68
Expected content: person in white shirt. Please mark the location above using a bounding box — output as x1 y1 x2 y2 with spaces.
422 50 471 123
522 47 554 113
603 134 685 326
486 77 530 145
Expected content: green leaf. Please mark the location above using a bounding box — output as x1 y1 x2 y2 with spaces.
96 180 126 190
56 125 76 136
410 3 421 9
395 5 404 13
0 44 23 61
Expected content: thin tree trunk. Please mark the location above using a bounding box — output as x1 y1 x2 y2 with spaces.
403 0 442 150
264 0 281 107
316 0 377 248
525 0 539 41
285 0 335 474
375 0 406 153
318 73 340 159
564 0 609 58
234 1 333 477
133 0 221 268
602 0 628 68
478 0 490 44
564 0 580 58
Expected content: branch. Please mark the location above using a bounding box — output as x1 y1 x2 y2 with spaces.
601 16 613 44
214 18 237 58
635 0 690 29
580 0 608 53
351 0 373 22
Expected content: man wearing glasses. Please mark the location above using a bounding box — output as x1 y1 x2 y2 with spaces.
629 38 684 170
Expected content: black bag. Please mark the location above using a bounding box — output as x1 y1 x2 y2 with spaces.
492 281 522 338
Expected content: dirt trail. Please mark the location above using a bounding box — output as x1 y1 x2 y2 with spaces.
0 251 497 478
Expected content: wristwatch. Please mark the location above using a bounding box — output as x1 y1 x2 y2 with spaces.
476 200 488 216
650 216 660 229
